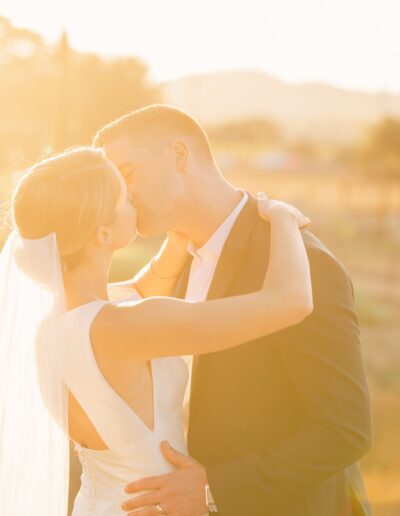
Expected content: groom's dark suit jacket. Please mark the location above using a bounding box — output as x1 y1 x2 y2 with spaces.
175 196 372 516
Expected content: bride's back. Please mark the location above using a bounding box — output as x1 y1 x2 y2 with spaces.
66 299 155 451
39 299 189 515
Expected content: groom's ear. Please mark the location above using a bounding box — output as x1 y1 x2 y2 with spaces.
170 140 189 173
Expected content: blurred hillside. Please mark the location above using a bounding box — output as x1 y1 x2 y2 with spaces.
163 70 400 142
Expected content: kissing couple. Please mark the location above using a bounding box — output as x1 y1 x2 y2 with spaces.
0 105 372 515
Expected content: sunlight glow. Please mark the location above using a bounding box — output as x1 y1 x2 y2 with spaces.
1 0 400 91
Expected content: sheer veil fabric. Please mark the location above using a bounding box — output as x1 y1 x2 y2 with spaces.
0 230 70 516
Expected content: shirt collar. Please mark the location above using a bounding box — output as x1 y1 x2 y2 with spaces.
188 191 248 261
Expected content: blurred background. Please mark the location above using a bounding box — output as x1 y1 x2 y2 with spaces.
0 1 399 514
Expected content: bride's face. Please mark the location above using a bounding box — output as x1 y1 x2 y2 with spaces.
103 166 138 251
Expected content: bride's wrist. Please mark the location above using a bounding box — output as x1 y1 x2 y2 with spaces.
151 234 189 280
150 257 182 280
164 233 190 258
268 209 298 224
166 231 189 247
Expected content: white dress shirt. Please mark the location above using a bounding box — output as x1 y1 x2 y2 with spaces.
185 191 249 302
182 192 248 406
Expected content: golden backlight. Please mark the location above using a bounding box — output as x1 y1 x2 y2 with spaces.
1 0 399 90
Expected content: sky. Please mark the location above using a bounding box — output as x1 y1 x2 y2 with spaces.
1 0 400 93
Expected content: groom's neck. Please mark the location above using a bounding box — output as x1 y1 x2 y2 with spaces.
177 180 243 248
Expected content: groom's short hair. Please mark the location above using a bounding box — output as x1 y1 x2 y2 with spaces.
93 104 214 161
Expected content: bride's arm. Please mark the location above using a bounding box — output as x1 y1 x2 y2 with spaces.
93 198 313 358
109 232 189 298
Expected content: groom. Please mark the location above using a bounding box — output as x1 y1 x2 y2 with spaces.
93 104 372 515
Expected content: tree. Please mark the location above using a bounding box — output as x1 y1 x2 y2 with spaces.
68 53 159 145
0 16 45 61
362 117 400 177
0 17 160 177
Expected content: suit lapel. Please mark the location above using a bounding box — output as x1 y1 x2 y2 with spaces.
173 194 259 301
206 195 259 301
191 195 260 391
173 255 193 299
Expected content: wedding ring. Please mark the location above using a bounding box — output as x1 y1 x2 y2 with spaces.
155 503 165 514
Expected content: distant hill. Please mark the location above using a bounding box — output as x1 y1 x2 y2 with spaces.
162 71 400 142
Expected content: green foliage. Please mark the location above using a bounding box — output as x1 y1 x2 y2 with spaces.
0 16 160 178
362 117 400 177
109 236 163 282
354 287 389 326
367 118 400 156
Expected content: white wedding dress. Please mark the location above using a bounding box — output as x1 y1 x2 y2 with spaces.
40 294 190 516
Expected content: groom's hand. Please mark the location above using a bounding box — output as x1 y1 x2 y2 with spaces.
122 441 208 516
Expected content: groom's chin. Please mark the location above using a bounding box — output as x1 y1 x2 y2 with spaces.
136 224 160 238
138 228 164 238
136 220 165 238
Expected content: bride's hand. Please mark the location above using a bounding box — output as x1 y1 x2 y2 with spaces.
256 192 310 228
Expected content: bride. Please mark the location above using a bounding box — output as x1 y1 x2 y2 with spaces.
0 147 312 516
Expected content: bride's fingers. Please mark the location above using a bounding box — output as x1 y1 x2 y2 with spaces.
298 214 311 228
257 197 311 228
256 191 268 200
256 196 272 217
290 206 311 228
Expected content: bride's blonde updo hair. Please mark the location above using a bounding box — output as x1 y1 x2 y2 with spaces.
12 147 121 270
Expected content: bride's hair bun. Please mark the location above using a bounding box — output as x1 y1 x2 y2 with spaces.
12 147 121 272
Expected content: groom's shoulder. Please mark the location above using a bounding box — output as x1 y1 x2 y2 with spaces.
243 198 351 281
302 229 333 256
302 229 341 265
301 230 354 293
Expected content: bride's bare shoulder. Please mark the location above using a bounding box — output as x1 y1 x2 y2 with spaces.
90 298 144 354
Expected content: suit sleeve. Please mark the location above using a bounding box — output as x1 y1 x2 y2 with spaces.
206 247 372 515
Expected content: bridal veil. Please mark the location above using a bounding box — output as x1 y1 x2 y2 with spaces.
0 229 69 516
